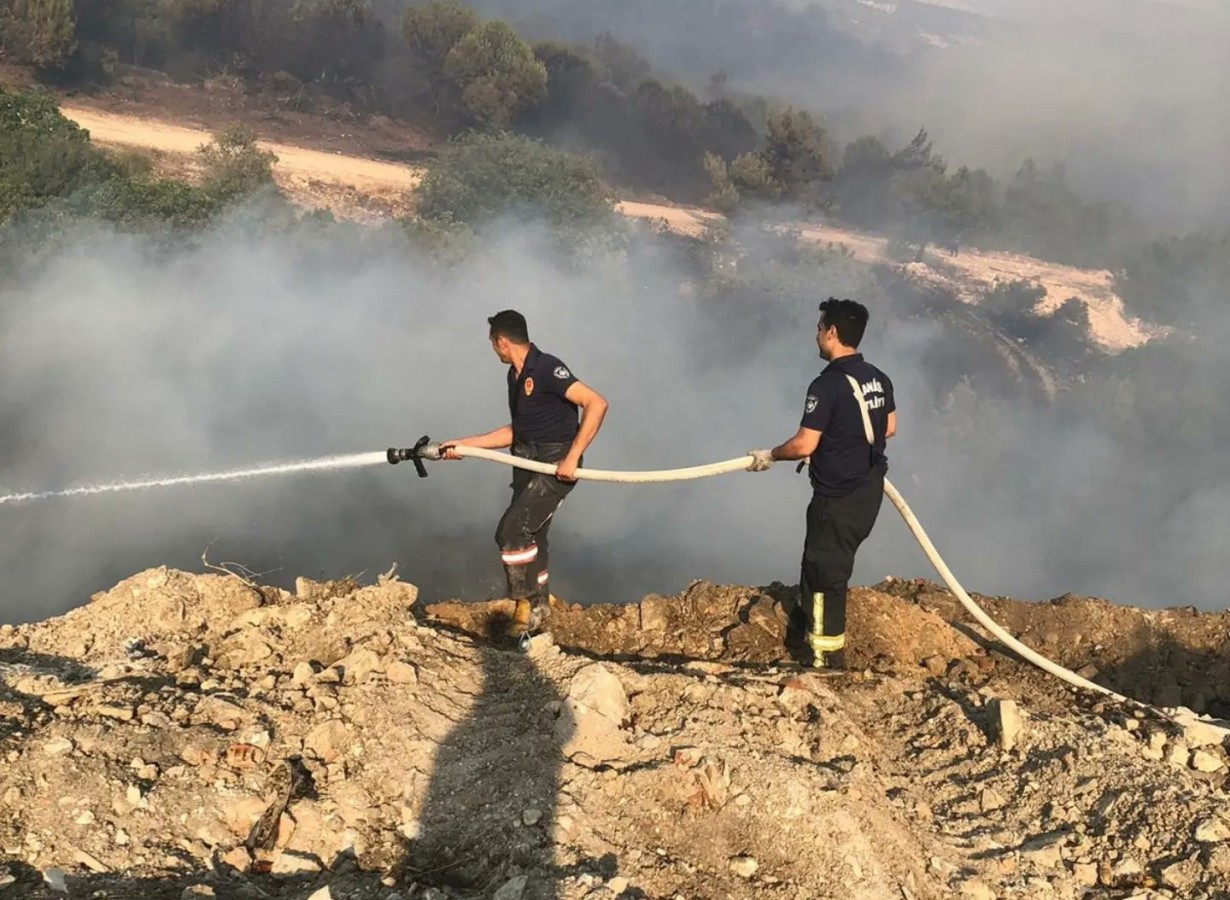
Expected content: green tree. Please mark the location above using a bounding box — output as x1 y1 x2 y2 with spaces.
442 20 546 129
401 0 480 113
0 0 78 68
591 30 650 92
415 130 616 234
401 0 477 66
886 129 948 258
702 151 739 215
1118 229 1230 326
760 107 832 202
842 135 891 172
80 176 220 229
730 153 778 200
1000 158 1123 266
703 150 779 214
979 278 1048 338
155 0 241 65
631 78 708 190
0 86 112 220
699 97 758 163
284 0 382 86
533 40 606 109
71 0 176 71
940 165 998 252
889 128 936 171
0 86 227 232
197 125 278 202
834 135 892 227
396 212 475 266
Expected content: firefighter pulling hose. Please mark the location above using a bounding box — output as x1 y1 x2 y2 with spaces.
417 310 610 651
391 300 1229 740
389 439 1230 739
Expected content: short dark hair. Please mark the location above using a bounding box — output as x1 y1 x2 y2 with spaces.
819 297 869 347
488 309 529 344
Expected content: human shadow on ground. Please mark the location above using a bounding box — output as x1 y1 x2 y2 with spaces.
396 609 573 899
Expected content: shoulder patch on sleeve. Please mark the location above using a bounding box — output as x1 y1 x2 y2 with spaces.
805 395 819 414
553 365 571 380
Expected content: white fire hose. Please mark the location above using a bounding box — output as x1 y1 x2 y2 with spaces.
443 443 1230 741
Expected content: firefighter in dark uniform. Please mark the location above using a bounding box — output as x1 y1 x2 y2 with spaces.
441 310 609 643
748 298 897 668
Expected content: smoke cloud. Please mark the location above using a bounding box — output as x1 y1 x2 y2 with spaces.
866 0 1230 231
467 0 1230 231
0 209 838 625
0 192 1225 627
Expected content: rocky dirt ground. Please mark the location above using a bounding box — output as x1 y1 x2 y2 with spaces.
2 569 1229 900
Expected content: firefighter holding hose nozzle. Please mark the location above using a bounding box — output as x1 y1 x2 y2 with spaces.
748 298 897 670
440 310 608 646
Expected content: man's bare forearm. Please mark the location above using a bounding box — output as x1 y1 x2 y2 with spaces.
772 431 820 461
567 399 608 461
450 425 513 450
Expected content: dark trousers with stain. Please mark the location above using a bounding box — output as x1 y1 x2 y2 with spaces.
495 441 578 605
797 463 887 662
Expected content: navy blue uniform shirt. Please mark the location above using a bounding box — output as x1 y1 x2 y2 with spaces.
801 353 895 497
508 344 580 444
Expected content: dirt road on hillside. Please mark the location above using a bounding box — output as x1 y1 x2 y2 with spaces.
64 106 423 220
61 104 1156 351
65 106 424 193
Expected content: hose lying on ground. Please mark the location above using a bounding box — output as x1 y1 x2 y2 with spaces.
447 445 1230 740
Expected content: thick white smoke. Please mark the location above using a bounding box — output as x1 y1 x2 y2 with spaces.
0 199 1225 626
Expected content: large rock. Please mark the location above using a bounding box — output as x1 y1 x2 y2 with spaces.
1159 855 1202 891
335 648 383 685
1195 816 1229 844
493 875 528 900
1191 749 1225 773
555 663 630 767
217 634 275 669
221 798 270 837
638 596 670 632
1206 844 1230 877
191 697 251 731
994 699 1024 752
1175 712 1230 749
729 855 759 878
306 720 351 764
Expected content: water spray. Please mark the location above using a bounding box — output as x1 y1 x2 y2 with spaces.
0 451 389 507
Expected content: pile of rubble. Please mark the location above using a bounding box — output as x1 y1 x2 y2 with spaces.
1 568 1228 899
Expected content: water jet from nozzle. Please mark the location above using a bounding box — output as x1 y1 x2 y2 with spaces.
0 451 390 507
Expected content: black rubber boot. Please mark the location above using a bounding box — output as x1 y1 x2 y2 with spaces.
782 603 812 666
816 648 846 671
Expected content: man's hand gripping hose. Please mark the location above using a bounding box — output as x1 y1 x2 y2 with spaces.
386 437 1230 741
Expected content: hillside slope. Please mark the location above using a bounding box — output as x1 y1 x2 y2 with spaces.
56 102 1157 355
1 569 1229 898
